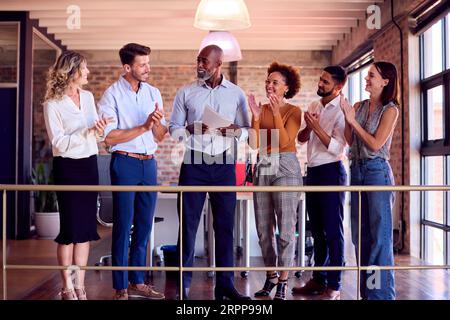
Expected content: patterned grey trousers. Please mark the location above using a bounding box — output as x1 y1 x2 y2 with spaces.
253 152 302 268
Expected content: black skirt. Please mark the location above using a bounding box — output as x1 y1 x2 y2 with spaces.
53 155 101 245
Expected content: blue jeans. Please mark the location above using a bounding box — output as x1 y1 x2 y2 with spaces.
110 153 157 290
350 158 396 300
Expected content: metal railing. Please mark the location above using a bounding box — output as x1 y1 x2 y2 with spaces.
2 184 450 300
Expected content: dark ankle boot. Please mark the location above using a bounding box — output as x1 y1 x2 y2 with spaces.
274 280 288 300
215 286 252 301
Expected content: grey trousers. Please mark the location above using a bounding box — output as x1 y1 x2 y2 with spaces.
253 152 302 268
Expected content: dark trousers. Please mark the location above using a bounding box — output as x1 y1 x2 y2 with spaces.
110 153 157 290
306 161 347 291
177 152 236 293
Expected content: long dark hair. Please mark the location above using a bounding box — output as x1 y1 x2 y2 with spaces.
373 61 400 106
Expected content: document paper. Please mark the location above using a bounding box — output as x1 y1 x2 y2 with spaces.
201 105 232 129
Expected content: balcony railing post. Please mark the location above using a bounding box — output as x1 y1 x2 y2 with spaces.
179 191 183 301
3 189 7 300
357 190 362 301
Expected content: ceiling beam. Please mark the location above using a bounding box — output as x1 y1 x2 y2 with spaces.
47 25 351 34
65 44 333 51
0 0 384 11
54 32 344 41
38 17 359 28
61 38 337 47
30 10 365 20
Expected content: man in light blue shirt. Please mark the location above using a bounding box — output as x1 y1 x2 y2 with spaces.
98 43 167 300
169 45 251 300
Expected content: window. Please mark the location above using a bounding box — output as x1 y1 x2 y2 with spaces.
420 13 450 265
343 64 371 105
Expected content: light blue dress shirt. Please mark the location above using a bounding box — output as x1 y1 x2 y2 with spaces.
169 76 250 156
98 75 166 155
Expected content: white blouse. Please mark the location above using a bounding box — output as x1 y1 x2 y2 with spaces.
44 89 100 159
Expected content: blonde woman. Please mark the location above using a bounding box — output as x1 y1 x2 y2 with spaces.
43 51 110 300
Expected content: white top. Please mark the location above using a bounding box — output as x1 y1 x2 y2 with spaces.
98 75 166 155
44 89 100 159
304 95 347 167
169 76 250 156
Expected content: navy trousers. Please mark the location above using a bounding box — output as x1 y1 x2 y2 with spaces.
110 153 157 290
177 152 236 293
306 161 347 291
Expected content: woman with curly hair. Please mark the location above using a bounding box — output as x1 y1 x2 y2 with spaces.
248 62 302 300
43 51 110 300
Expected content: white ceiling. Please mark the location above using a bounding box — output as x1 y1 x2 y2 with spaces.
0 0 385 51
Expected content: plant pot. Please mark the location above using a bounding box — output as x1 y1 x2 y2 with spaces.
34 212 60 239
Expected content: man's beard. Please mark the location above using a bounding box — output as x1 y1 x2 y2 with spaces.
317 88 333 97
131 70 149 82
197 69 213 81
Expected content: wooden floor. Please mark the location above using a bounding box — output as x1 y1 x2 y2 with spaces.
1 225 449 300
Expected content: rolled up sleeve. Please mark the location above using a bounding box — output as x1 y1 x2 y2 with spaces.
169 89 188 142
327 113 346 156
234 90 250 142
98 90 118 138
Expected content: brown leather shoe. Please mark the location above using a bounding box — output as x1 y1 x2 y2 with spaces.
319 288 341 300
128 284 165 300
292 279 326 295
113 289 129 300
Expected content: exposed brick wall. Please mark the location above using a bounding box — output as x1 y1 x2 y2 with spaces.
0 67 17 83
32 50 330 185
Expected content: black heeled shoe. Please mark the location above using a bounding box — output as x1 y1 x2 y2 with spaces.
254 278 278 297
273 281 288 300
215 286 252 301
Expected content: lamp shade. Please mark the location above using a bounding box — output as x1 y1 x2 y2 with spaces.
199 31 242 62
194 0 251 31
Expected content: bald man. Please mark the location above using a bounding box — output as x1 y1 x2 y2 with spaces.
169 45 251 300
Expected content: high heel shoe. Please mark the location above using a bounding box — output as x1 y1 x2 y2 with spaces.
254 278 278 297
273 281 288 300
214 286 252 301
60 288 78 300
74 287 87 300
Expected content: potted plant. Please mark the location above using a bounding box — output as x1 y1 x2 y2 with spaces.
31 162 60 239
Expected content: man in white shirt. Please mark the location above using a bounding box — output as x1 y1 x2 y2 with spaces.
169 45 251 300
98 43 167 300
292 66 348 300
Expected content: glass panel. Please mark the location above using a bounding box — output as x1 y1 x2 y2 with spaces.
447 14 450 70
0 23 19 83
349 72 360 105
426 85 444 140
342 81 349 102
425 226 444 265
32 30 58 165
424 156 444 224
423 20 443 78
360 66 370 101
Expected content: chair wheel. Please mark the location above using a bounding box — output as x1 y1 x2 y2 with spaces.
240 271 248 278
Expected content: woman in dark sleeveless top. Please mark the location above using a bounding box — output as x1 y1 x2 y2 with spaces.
341 61 399 300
